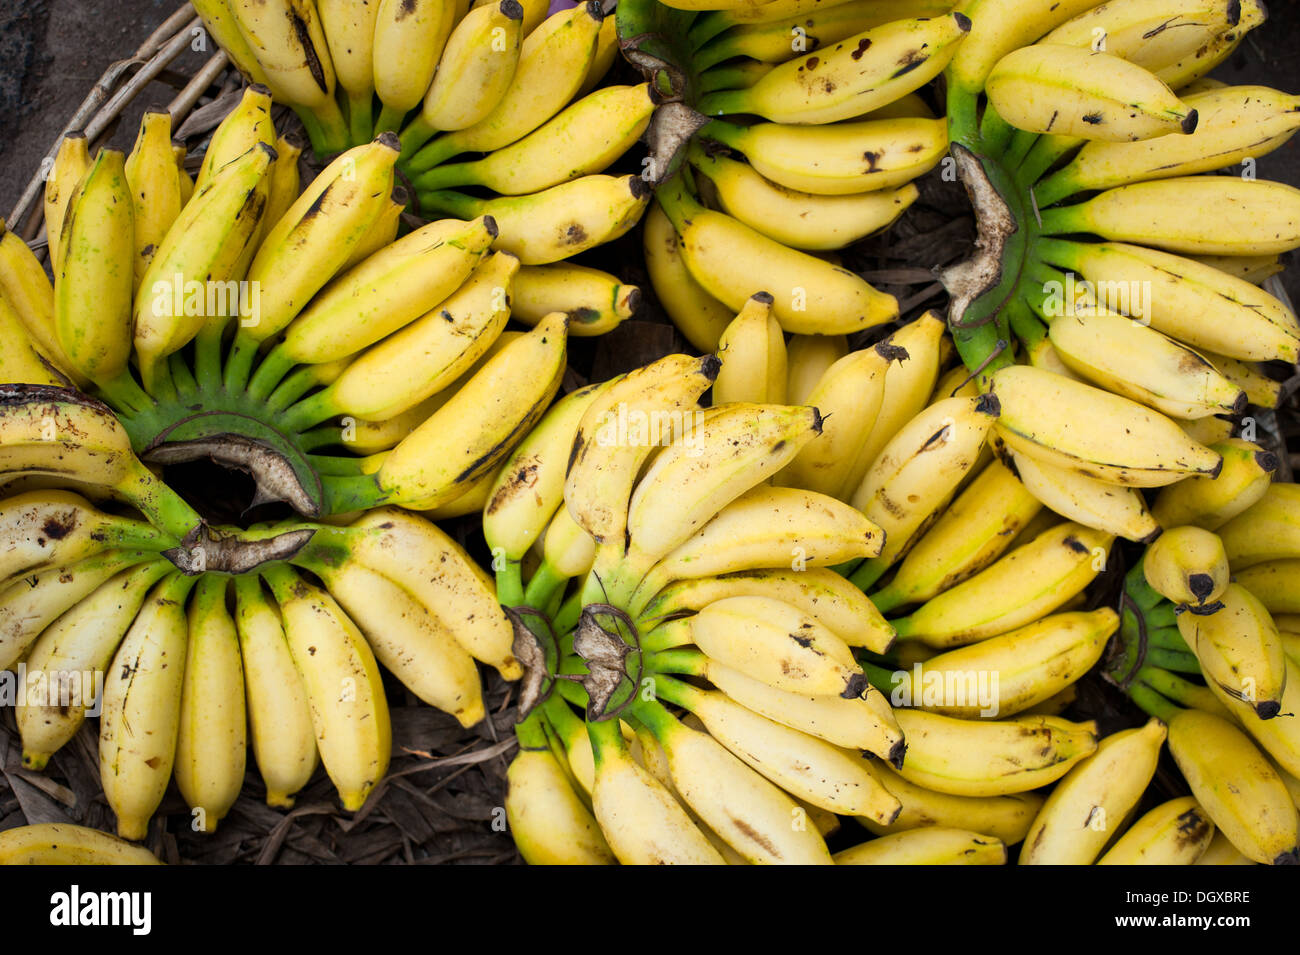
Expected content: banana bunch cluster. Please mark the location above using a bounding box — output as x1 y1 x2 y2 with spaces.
190 0 653 292
0 389 513 839
630 1 970 350
13 87 655 520
1101 470 1300 865
940 0 1300 456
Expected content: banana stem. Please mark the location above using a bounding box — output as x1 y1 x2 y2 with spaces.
297 426 342 452
1000 128 1040 171
687 11 730 50
308 99 351 155
319 473 386 513
412 163 475 193
115 459 203 541
945 83 980 149
643 647 706 678
497 560 525 608
268 367 332 415
405 136 459 175
978 103 1016 157
222 330 261 394
347 90 375 147
280 387 338 433
1127 679 1181 722
1015 136 1084 195
1036 201 1086 237
1149 625 1193 653
414 189 479 219
167 351 198 396
374 103 409 136
849 556 889 593
522 560 567 612
639 619 693 654
398 115 438 161
143 354 177 404
859 660 899 694
246 345 296 402
193 319 226 395
868 582 907 615
628 695 680 740
585 713 626 764
552 591 584 636
514 709 549 749
95 370 154 416
1146 647 1201 674
1138 666 1224 716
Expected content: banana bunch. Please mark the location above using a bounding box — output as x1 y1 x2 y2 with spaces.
191 0 652 290
938 0 1296 503
629 1 969 350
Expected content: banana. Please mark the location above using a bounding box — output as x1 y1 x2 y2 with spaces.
1179 583 1287 718
418 1 524 134
634 701 835 863
232 574 317 808
835 828 1006 864
699 14 969 126
780 342 899 496
576 9 618 97
1144 526 1229 608
1002 445 1160 543
1036 83 1300 205
313 507 520 678
318 0 382 139
263 564 390 812
701 115 949 195
174 575 245 833
370 312 566 509
892 709 1098 797
42 132 89 276
266 215 497 373
371 0 453 127
946 0 1106 94
0 224 81 385
194 85 276 191
655 176 897 334
1151 438 1276 530
1204 350 1282 406
1218 483 1300 569
53 148 134 388
16 560 171 769
229 0 345 147
421 174 650 265
642 202 735 353
1167 708 1299 864
99 572 196 840
1039 238 1300 362
133 141 275 390
587 719 725 864
262 132 303 236
870 459 1042 612
660 595 866 697
1042 0 1251 72
885 609 1116 719
1236 561 1300 616
124 108 182 289
290 251 515 427
1097 796 1216 865
654 681 900 824
785 333 848 405
240 136 400 348
0 293 64 386
1193 254 1284 286
892 522 1112 648
542 504 597 580
712 293 787 406
988 365 1222 487
483 381 608 567
564 353 719 549
311 559 484 726
505 744 616 864
850 394 1000 574
174 144 195 204
1044 304 1246 420
987 44 1196 141
415 84 655 196
0 823 162 865
1206 657 1300 780
692 149 917 252
1042 177 1300 256
408 2 605 171
856 755 1044 843
641 566 894 653
619 403 822 592
630 484 885 612
511 263 639 337
1019 717 1167 864
1194 829 1256 865
1155 12 1261 91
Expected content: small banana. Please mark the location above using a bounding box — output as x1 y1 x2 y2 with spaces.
511 263 639 337
0 824 161 865
1097 796 1217 865
1179 583 1288 719
835 828 1006 865
124 108 183 289
1144 526 1230 608
1218 484 1300 570
505 744 615 864
711 293 787 406
642 202 734 352
42 132 90 276
1152 439 1277 530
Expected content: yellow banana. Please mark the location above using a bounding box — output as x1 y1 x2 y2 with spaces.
0 824 161 864
318 0 382 136
892 522 1112 648
232 574 317 808
1151 438 1276 530
174 575 246 833
1019 718 1167 864
0 293 64 386
1179 582 1287 719
99 572 196 840
1144 525 1230 608
712 293 787 406
835 828 1006 864
263 564 390 812
946 0 1105 94
1097 796 1216 865
1236 560 1300 616
371 0 454 125
0 225 81 385
642 202 734 352
42 132 89 276
506 745 616 864
1218 483 1300 569
785 333 848 404
1002 445 1160 543
511 263 639 337
124 108 182 289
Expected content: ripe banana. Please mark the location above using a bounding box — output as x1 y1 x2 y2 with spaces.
835 828 1006 865
505 743 616 864
1218 484 1300 570
418 1 525 134
785 333 848 405
712 293 787 406
1151 438 1276 530
124 108 182 289
511 263 639 336
0 824 161 865
42 132 90 276
1144 525 1230 608
642 202 734 352
1179 582 1287 719
1097 796 1216 865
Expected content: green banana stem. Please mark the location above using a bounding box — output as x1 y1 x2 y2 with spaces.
1000 128 1039 172
222 330 262 394
1137 666 1223 715
414 189 479 219
496 559 525 608
945 82 980 149
114 458 204 542
398 115 438 162
297 426 343 453
686 11 733 51
978 102 1016 158
523 560 567 612
319 472 387 513
167 351 198 396
95 369 154 416
628 694 681 740
406 136 459 175
849 556 890 593
553 591 584 636
858 660 899 695
193 318 227 395
514 708 549 749
245 344 297 403
373 103 409 137
643 647 706 678
267 366 333 415
1015 135 1084 194
280 385 338 433
1127 678 1181 722
347 90 375 147
1145 647 1202 674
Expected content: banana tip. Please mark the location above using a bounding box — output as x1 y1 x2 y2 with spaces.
500 0 524 20
887 739 907 771
1256 699 1282 720
953 10 972 31
700 353 723 381
375 130 402 152
1180 109 1199 135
